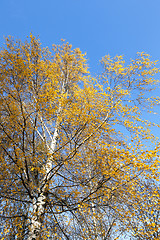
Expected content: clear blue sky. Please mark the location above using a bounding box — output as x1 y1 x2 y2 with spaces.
0 0 160 138
0 2 159 238
1 0 160 71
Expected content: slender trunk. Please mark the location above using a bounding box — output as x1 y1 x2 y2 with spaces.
28 193 47 240
27 85 64 239
27 128 58 240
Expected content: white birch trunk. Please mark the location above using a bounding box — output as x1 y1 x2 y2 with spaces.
27 96 63 239
28 194 47 240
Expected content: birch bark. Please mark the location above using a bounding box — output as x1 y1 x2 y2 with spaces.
27 87 64 240
27 132 59 239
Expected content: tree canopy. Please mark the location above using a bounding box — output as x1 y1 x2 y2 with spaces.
0 35 159 240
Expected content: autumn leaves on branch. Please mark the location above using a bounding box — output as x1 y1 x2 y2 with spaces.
0 35 159 239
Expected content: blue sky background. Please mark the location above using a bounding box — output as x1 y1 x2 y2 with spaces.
0 2 159 238
1 0 160 70
0 0 160 138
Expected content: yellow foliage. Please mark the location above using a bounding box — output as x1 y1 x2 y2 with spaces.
0 35 159 240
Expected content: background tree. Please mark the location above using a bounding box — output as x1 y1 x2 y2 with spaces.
0 35 159 239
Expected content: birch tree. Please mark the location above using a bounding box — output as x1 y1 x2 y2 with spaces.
0 35 159 239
